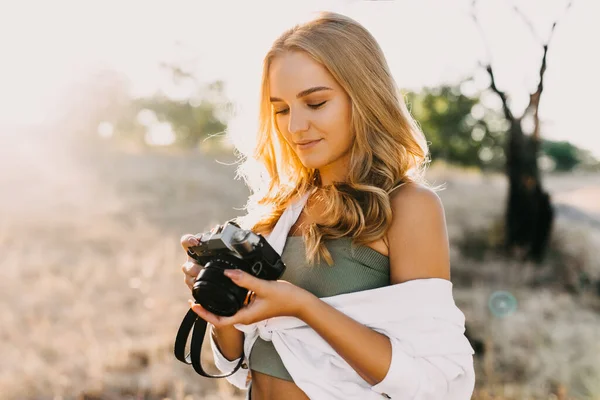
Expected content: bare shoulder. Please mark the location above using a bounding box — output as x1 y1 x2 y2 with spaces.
388 182 444 215
386 182 450 283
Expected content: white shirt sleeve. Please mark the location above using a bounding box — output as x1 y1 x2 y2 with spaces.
370 329 475 399
208 324 251 390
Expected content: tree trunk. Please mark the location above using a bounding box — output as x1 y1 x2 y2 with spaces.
470 1 572 263
505 122 554 262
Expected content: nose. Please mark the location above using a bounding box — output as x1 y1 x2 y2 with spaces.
288 108 309 134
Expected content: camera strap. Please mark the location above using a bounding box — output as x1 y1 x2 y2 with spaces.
174 308 245 378
173 199 311 378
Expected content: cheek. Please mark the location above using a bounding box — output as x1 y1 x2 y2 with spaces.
320 105 353 147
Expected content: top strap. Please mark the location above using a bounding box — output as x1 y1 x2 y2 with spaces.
264 190 312 255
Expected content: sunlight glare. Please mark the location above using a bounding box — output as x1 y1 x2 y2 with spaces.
145 122 176 146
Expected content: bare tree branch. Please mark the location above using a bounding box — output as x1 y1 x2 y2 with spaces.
528 45 547 141
486 65 515 121
470 0 514 121
511 4 544 44
470 0 575 143
511 0 574 46
522 0 574 141
469 0 493 64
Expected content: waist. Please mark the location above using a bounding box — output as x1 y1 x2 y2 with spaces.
249 337 293 382
249 370 309 400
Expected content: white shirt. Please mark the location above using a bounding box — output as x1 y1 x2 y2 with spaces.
210 191 476 399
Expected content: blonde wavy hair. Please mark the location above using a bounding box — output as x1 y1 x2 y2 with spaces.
234 11 430 265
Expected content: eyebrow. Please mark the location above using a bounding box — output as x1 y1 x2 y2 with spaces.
270 86 333 102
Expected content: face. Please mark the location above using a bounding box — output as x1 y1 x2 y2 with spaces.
269 51 353 182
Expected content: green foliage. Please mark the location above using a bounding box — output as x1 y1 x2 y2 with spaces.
542 140 581 172
135 95 228 148
405 83 598 172
62 68 231 150
405 85 506 170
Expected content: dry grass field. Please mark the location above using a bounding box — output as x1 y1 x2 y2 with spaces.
1 131 599 400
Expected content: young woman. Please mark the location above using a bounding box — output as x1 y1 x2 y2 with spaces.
181 11 475 400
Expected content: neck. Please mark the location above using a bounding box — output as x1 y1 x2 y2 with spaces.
318 156 351 186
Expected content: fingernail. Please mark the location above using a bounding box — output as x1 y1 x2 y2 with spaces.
190 237 199 246
224 269 241 279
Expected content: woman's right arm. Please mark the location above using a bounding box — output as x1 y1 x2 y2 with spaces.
180 234 245 361
210 324 244 361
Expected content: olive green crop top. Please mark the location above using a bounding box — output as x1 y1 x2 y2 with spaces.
248 236 390 382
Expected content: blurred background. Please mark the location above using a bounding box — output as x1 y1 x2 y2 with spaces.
1 0 599 399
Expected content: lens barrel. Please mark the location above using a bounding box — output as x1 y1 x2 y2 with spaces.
192 261 248 317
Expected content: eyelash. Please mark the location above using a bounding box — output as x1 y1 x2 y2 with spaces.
275 101 327 115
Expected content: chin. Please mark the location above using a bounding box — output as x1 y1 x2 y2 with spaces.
297 154 329 170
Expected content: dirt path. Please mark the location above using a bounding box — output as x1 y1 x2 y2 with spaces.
553 185 600 219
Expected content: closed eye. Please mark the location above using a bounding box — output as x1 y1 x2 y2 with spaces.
274 101 327 115
308 101 327 109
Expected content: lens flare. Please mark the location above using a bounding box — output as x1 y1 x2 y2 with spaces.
488 290 518 318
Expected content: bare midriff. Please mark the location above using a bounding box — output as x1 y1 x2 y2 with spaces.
249 371 310 400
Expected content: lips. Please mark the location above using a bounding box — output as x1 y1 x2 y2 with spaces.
295 139 321 145
295 139 322 150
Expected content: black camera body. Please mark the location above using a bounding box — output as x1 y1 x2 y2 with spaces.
187 221 286 317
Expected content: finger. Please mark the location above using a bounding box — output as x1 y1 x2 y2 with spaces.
224 269 266 293
184 274 196 290
180 234 200 251
189 300 229 327
218 302 261 326
181 260 201 278
187 254 205 267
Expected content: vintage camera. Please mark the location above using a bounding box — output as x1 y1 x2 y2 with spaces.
187 221 286 317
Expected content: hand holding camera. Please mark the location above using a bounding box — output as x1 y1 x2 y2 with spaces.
175 222 313 377
181 221 312 325
180 234 203 292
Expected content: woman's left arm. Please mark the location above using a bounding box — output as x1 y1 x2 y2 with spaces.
296 184 452 385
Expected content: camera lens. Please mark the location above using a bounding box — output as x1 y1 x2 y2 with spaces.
192 261 248 317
